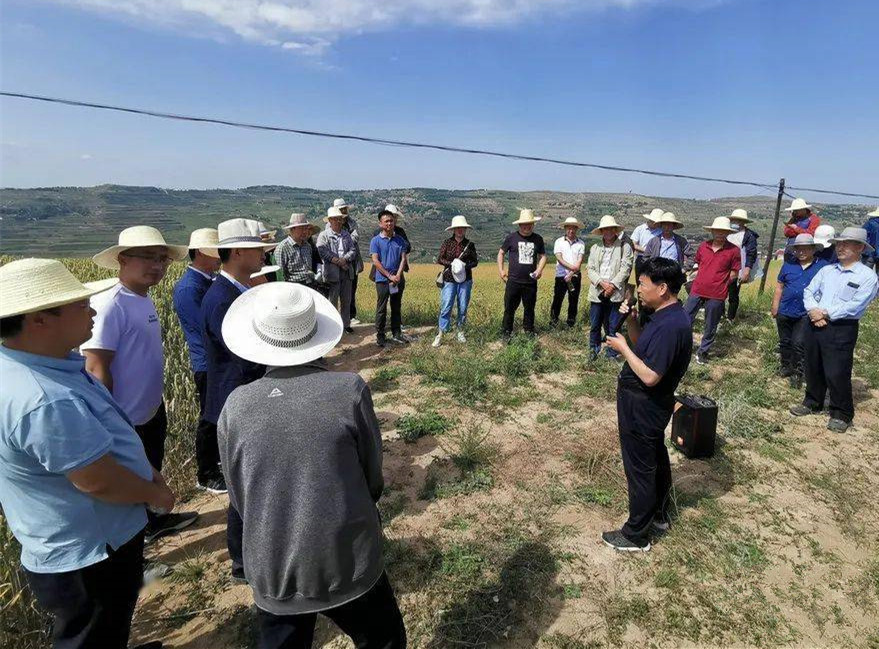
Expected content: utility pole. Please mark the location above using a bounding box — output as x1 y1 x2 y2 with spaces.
759 178 786 294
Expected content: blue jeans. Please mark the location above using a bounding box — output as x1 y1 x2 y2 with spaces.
439 280 473 332
589 297 623 356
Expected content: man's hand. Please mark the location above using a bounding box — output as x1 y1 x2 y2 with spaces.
808 308 825 323
605 333 629 354
619 301 638 320
813 318 828 328
533 269 543 280
770 305 778 318
499 270 508 282
740 268 751 283
149 468 176 512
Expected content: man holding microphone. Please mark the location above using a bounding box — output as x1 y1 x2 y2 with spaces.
602 258 693 552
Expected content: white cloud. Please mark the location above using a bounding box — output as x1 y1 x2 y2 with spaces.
80 153 93 159
48 0 722 55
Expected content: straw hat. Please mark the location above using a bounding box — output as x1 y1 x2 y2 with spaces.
283 213 320 236
325 206 346 222
250 265 280 279
559 217 583 229
784 198 812 212
384 204 404 221
703 216 736 233
729 208 751 223
221 282 343 366
831 226 874 253
513 209 541 225
445 215 472 231
656 212 684 229
93 226 189 270
642 208 664 222
867 207 879 217
591 215 624 234
813 225 835 249
217 219 278 251
0 258 119 318
788 234 820 249
187 228 220 259
333 198 349 210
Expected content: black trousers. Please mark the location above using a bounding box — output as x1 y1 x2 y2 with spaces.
24 531 145 649
617 382 674 543
194 372 220 483
549 275 581 326
776 314 807 377
375 280 404 341
227 503 245 579
134 401 167 473
350 273 359 319
502 281 538 335
803 319 859 422
726 280 741 320
256 572 406 649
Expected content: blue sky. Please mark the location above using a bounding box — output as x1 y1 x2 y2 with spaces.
0 0 876 201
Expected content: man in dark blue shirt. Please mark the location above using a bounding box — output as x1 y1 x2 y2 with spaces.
369 210 410 347
603 258 693 552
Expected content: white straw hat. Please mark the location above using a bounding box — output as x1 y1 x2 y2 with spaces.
559 216 583 229
93 226 189 270
445 215 472 230
250 265 280 279
325 206 346 222
188 228 220 259
703 216 736 233
513 209 541 225
0 258 119 318
384 204 404 221
221 282 343 367
655 212 684 229
217 218 278 251
729 208 751 223
784 198 812 212
813 225 835 249
283 213 320 236
591 215 623 234
831 226 874 253
333 198 349 210
642 208 665 222
867 207 879 217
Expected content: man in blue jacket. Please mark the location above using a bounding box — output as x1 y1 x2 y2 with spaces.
173 228 223 493
202 218 275 582
726 209 759 321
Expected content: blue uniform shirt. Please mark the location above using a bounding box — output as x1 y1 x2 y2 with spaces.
0 346 151 573
619 302 693 397
804 261 879 321
173 266 214 372
369 232 407 283
776 258 829 318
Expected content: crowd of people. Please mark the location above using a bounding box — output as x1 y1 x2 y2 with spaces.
0 197 877 648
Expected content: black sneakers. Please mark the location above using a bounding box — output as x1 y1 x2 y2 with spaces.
145 511 199 544
602 530 651 552
789 404 819 417
196 475 228 495
827 418 850 433
696 351 709 365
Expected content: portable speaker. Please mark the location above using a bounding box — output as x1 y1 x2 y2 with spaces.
671 394 717 458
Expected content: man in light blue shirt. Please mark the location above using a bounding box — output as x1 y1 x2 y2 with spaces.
0 258 175 649
790 228 878 432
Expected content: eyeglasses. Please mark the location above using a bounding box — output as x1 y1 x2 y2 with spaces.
121 252 174 265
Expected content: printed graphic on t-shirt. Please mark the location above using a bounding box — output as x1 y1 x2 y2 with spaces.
518 241 535 265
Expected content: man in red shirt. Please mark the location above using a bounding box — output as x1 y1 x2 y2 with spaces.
684 217 741 364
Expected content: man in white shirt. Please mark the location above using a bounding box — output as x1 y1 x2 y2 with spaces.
83 226 199 546
631 208 664 276
550 217 586 327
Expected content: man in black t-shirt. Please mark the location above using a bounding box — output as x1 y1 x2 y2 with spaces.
603 257 693 552
497 209 547 340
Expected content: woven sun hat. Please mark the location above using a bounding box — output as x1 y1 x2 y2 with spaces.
591 215 624 234
642 208 665 222
445 215 472 231
384 204 404 221
559 216 583 229
784 197 812 212
813 225 835 249
283 213 320 236
221 281 343 367
512 208 541 225
0 258 119 319
656 212 684 228
250 265 280 279
324 206 347 223
729 208 751 223
867 207 879 217
333 198 349 210
831 226 874 253
217 218 278 251
787 233 820 249
703 216 736 233
187 228 221 259
93 226 189 270
258 222 277 242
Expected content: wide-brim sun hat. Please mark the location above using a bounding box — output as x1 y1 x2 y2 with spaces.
656 212 684 229
868 207 879 217
217 218 278 251
283 213 320 236
813 225 835 249
221 281 343 367
325 206 346 222
384 204 404 221
333 198 349 210
784 198 812 212
559 217 583 229
642 208 665 222
729 208 751 223
93 226 189 270
0 258 119 318
445 215 472 230
591 215 623 234
188 228 220 259
786 233 820 249
703 216 736 233
250 265 280 279
830 226 874 253
513 208 541 225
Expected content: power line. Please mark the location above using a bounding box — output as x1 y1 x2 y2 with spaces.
2 90 877 202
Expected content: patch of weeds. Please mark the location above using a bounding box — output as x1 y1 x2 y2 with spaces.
396 410 454 443
542 633 601 649
718 394 780 440
566 441 626 511
445 424 497 472
572 484 615 507
603 593 652 644
420 464 494 500
369 365 405 392
378 490 407 525
166 552 223 622
439 541 487 584
536 412 554 425
571 357 619 398
755 435 804 464
492 337 565 382
441 514 474 531
716 369 778 409
807 464 868 538
562 582 583 599
383 536 443 590
410 346 491 405
218 604 258 649
654 567 682 589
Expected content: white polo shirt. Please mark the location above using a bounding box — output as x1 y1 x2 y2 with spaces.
554 236 586 278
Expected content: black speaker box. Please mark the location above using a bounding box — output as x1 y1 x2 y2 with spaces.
671 394 717 459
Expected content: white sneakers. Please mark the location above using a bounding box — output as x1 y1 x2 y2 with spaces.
432 332 443 347
457 331 466 343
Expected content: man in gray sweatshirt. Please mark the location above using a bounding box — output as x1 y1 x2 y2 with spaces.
217 280 406 649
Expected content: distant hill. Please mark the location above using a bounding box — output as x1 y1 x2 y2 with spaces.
0 184 868 260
